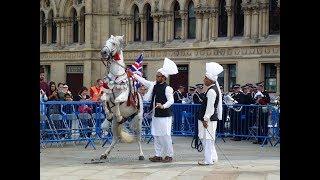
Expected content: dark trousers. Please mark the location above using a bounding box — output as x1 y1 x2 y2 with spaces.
217 107 227 134
230 109 242 136
257 107 269 141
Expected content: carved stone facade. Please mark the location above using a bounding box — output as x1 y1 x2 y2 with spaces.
40 0 280 94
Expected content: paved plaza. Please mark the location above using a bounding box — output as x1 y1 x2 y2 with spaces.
40 136 280 180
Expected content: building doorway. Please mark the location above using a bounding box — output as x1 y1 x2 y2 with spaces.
66 65 83 96
169 64 189 96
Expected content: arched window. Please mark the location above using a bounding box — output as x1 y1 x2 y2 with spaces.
145 4 153 41
72 8 79 43
218 0 227 37
41 11 47 44
173 1 182 39
133 5 141 41
269 0 280 34
49 11 57 43
234 0 244 36
187 1 196 39
80 7 85 43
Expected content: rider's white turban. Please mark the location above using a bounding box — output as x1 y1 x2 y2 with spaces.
157 58 178 78
205 62 223 81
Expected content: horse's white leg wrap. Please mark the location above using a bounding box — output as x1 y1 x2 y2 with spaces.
103 119 120 157
131 113 144 159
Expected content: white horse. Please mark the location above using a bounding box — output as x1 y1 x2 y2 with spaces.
98 35 145 161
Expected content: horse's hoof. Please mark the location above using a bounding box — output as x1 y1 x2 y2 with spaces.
139 156 145 160
100 154 107 160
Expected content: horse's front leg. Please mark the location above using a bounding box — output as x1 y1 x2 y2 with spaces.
102 101 113 121
131 114 145 160
100 119 120 160
114 103 123 123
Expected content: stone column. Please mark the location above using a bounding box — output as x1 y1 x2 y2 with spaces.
85 0 93 48
211 8 218 40
152 14 159 42
139 14 146 42
61 21 65 45
56 19 62 46
202 10 210 41
159 14 165 43
251 5 260 41
120 17 126 37
166 13 173 41
195 10 202 41
80 16 85 44
223 64 229 92
125 17 129 44
164 14 169 42
179 11 187 40
259 5 263 39
67 19 72 44
226 6 233 40
276 63 280 95
128 16 133 42
77 17 82 44
243 6 251 39
262 2 269 38
83 60 92 90
46 20 51 44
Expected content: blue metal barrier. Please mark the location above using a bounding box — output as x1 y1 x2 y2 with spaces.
40 101 280 148
40 101 108 149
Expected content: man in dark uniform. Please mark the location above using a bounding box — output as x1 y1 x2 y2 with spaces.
246 83 255 100
186 86 195 104
193 84 205 104
253 82 270 145
240 84 255 137
173 85 185 103
230 84 246 141
217 85 225 134
231 84 246 104
242 84 254 105
192 84 205 150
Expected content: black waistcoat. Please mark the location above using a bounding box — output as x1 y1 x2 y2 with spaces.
150 82 172 117
198 84 219 121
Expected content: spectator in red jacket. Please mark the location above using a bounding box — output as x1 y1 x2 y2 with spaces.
40 70 50 96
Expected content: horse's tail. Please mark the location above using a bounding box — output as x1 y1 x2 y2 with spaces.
117 123 135 143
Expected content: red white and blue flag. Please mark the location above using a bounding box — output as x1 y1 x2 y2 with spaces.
130 53 144 88
130 53 143 76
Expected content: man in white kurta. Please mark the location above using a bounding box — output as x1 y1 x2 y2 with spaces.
198 62 223 165
130 57 178 163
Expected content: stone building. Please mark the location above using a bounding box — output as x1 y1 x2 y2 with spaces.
40 0 280 96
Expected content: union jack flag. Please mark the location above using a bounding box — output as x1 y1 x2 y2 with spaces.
130 53 144 89
130 53 143 76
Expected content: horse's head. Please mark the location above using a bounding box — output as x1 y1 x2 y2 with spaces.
101 35 124 61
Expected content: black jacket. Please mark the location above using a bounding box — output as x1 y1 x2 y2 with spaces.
231 92 246 104
173 90 184 103
193 91 205 104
